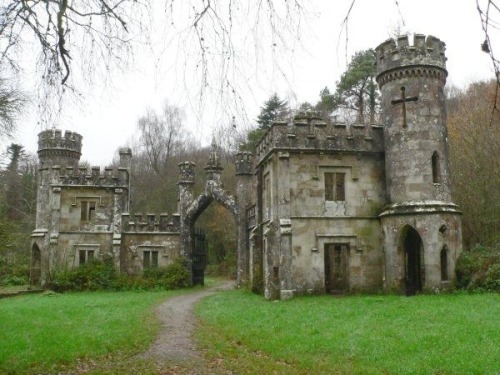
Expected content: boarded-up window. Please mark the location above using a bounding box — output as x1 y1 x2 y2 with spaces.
81 201 96 222
143 250 159 269
325 172 346 201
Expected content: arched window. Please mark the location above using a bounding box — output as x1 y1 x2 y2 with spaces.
432 151 441 183
440 246 448 281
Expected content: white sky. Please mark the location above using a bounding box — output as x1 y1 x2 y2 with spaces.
9 0 496 166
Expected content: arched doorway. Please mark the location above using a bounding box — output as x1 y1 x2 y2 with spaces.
31 243 42 285
400 226 424 295
183 191 239 286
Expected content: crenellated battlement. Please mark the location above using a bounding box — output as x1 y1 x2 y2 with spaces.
255 112 384 163
375 34 447 87
235 151 254 175
38 129 83 153
37 129 83 167
121 213 180 233
43 165 129 188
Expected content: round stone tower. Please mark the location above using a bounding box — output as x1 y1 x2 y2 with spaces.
35 129 83 230
376 34 462 294
37 129 82 168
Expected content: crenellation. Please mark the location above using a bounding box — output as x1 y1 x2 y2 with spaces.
235 151 254 175
121 212 180 233
256 117 384 162
31 33 462 299
375 34 447 88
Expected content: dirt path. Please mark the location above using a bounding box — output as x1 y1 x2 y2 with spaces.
139 281 234 373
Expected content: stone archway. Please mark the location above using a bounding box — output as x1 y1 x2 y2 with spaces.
178 142 249 286
398 225 424 296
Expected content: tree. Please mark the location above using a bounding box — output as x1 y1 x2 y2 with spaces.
0 78 25 138
334 49 379 124
256 93 290 130
137 102 187 175
130 101 195 213
4 144 24 221
0 0 306 116
447 80 500 248
314 87 338 118
239 93 290 151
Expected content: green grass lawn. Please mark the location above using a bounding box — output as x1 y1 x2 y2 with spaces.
196 291 500 374
0 289 180 374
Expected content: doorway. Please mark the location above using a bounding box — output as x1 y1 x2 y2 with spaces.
402 226 424 295
31 244 41 285
324 243 349 293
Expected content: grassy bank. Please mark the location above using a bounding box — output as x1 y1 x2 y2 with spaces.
0 290 178 374
196 291 500 374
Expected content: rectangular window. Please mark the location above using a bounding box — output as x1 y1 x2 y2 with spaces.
247 205 256 229
143 250 159 269
79 249 95 265
325 172 346 201
81 201 96 222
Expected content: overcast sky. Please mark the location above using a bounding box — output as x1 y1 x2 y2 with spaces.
9 0 496 166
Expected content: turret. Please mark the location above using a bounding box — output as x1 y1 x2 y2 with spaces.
376 34 462 294
375 34 451 202
37 129 82 168
35 129 82 230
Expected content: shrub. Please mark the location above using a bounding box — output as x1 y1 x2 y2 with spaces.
49 258 192 292
455 245 500 292
0 256 30 286
50 260 117 292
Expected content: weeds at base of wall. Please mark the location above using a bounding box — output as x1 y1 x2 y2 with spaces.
48 258 191 292
0 256 30 286
455 244 500 292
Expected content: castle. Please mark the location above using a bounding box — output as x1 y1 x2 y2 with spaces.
31 34 463 299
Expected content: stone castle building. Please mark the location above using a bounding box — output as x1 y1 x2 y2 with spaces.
31 34 462 299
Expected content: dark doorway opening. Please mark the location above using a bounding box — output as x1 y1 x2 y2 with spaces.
403 227 424 296
31 244 41 285
192 228 207 285
324 243 349 294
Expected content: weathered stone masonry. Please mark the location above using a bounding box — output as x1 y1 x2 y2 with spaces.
31 34 462 299
245 34 462 299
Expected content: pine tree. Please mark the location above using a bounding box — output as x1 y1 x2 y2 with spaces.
256 93 290 130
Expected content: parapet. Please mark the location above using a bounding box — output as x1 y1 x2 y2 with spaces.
37 129 83 167
235 151 254 175
122 213 180 233
375 34 447 86
255 112 384 163
38 129 83 154
44 165 129 188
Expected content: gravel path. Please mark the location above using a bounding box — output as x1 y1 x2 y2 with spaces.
139 281 234 373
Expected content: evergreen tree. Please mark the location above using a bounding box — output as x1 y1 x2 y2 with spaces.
334 49 379 123
5 144 24 221
256 93 290 130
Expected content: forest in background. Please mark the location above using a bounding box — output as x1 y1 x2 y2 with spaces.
0 77 498 286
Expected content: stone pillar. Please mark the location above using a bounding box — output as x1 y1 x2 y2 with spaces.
178 161 196 282
119 148 132 211
277 151 293 299
112 188 124 271
235 151 255 287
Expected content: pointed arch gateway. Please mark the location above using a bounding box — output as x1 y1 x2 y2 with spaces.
398 225 425 295
178 142 248 286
